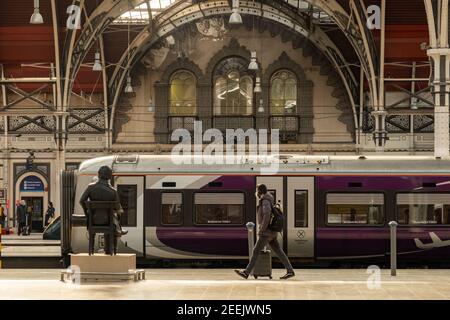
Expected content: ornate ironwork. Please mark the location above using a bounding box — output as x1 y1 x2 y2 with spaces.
386 115 410 133
8 116 55 133
414 115 434 133
68 108 105 133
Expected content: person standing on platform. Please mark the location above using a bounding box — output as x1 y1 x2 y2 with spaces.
17 200 27 236
0 203 5 229
44 202 55 227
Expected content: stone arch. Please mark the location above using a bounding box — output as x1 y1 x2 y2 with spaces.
201 38 256 133
204 38 252 82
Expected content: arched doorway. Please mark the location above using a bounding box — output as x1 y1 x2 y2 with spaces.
15 172 49 233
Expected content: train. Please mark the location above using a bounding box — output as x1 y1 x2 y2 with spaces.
59 154 450 264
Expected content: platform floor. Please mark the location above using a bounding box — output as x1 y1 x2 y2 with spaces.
0 268 450 299
1 233 61 257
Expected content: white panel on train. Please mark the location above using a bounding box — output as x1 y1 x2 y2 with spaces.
287 177 314 258
146 175 220 189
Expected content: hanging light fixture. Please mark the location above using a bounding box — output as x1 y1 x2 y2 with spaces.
123 20 134 94
124 75 134 93
248 51 258 71
229 0 242 25
92 52 102 71
148 98 155 112
258 99 264 113
30 0 44 24
254 77 262 93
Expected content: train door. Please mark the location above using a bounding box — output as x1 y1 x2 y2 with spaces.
115 176 144 256
256 177 284 247
286 177 314 257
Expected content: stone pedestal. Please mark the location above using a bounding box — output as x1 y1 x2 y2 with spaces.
70 253 136 273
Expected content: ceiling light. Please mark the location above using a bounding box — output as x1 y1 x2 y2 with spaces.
258 99 264 113
92 52 102 71
229 8 243 24
124 76 134 93
30 0 43 24
254 77 262 93
248 51 258 70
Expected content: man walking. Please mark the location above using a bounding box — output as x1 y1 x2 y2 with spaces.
235 184 295 280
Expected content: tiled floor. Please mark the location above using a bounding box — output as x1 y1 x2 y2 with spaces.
0 268 450 300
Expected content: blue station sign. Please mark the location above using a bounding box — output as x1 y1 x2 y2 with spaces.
20 176 44 192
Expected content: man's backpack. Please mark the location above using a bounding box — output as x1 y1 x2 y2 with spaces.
268 204 285 232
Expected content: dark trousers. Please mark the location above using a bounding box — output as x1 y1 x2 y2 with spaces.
104 234 118 255
18 222 25 235
245 234 294 274
44 215 52 226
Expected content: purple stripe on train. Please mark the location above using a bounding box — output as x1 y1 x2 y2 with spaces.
316 176 450 191
156 227 248 256
316 228 450 259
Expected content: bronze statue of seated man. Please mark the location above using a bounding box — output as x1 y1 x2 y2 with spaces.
80 165 128 255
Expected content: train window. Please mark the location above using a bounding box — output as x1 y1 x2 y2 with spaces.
194 193 244 225
117 185 137 227
295 190 308 227
161 192 183 225
397 194 450 225
326 193 384 225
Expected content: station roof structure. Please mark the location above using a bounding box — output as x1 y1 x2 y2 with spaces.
0 0 430 95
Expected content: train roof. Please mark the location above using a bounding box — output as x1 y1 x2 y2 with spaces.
77 154 450 175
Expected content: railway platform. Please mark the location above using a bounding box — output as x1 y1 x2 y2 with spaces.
0 268 449 300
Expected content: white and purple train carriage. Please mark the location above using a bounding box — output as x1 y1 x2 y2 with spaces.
60 154 450 264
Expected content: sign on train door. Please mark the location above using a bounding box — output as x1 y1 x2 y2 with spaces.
287 177 314 257
115 176 144 257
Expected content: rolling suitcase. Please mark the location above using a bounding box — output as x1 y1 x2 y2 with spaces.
252 249 272 279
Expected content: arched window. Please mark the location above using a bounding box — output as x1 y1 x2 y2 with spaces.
270 70 297 115
169 70 197 115
213 57 253 116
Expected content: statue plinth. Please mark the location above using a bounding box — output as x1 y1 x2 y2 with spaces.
61 253 144 282
70 253 136 273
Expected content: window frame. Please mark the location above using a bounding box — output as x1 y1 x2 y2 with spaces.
324 191 387 227
160 191 184 227
117 184 138 228
269 69 298 116
395 191 450 227
192 190 246 227
169 69 197 116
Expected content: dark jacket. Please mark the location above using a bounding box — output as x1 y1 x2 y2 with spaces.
17 204 27 223
257 192 277 237
79 179 123 230
46 207 55 218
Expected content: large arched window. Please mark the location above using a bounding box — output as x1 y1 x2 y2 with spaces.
270 70 297 115
169 70 197 115
213 57 253 116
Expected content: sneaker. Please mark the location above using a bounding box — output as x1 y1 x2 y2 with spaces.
234 270 249 279
280 272 295 280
